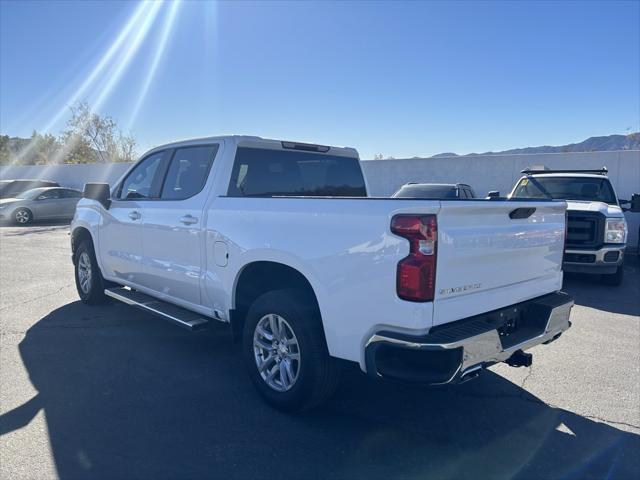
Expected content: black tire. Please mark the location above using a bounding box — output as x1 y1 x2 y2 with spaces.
242 288 340 412
13 208 32 225
601 265 624 286
74 240 108 304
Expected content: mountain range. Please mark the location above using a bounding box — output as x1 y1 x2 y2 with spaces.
430 133 639 158
4 132 639 162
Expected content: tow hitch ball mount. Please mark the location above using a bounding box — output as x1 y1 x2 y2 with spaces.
505 349 533 368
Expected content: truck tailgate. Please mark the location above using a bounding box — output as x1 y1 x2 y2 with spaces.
433 200 567 327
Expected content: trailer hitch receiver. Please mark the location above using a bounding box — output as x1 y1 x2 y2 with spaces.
505 349 533 368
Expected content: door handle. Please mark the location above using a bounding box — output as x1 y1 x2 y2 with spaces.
180 215 198 225
128 211 141 221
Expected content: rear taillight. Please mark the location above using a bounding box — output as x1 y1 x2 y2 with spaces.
391 214 437 302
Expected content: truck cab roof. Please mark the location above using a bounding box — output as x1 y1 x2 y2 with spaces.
524 172 609 179
143 135 359 159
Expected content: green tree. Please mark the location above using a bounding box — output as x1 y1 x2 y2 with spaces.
1 131 62 165
0 135 10 165
30 132 61 165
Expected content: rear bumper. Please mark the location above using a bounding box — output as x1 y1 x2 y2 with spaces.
364 292 573 385
563 246 625 274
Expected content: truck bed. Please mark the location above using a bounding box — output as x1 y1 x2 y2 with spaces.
207 196 566 365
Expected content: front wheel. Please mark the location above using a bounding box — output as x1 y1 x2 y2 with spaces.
601 265 624 286
13 208 32 225
242 289 340 411
74 240 108 304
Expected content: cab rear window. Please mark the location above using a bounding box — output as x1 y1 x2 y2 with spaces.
227 147 366 197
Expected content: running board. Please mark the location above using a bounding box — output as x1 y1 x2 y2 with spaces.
104 287 210 331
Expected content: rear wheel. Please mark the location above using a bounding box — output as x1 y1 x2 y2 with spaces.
601 265 624 286
74 240 108 304
242 288 340 411
13 208 32 225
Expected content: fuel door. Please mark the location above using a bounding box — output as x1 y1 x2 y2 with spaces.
214 241 228 267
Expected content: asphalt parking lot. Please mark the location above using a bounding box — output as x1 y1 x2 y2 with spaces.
0 223 638 480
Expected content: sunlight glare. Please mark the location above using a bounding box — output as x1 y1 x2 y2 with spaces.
127 0 182 129
12 1 161 166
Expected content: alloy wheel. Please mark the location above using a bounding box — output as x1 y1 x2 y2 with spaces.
253 314 301 392
77 252 93 294
15 210 30 224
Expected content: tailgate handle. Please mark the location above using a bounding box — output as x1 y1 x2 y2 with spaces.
509 207 536 219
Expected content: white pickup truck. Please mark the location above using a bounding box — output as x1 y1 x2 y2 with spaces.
510 168 640 286
71 135 573 411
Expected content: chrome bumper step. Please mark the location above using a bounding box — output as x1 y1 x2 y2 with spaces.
364 291 574 385
104 287 210 331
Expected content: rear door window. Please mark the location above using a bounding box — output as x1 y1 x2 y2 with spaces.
60 189 82 198
228 147 366 197
38 189 60 200
160 145 218 200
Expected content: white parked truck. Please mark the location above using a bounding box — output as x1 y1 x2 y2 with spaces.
510 167 640 286
71 136 574 411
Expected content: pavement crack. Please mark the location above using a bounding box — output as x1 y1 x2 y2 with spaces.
520 364 534 390
448 379 640 432
581 414 640 431
0 283 73 312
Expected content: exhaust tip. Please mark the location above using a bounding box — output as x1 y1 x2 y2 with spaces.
459 366 483 383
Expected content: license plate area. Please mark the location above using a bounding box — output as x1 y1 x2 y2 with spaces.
497 307 521 338
486 304 547 349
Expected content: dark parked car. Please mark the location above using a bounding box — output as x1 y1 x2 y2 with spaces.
0 179 60 199
0 187 82 224
392 183 476 199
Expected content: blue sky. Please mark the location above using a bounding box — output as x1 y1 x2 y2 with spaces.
1 0 638 159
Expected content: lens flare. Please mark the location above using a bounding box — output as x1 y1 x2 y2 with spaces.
12 1 162 167
91 1 163 113
128 0 182 129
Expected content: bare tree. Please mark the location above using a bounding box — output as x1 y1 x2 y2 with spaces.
117 131 137 163
61 102 137 163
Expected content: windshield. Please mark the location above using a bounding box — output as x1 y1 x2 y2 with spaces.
512 176 617 204
393 185 458 199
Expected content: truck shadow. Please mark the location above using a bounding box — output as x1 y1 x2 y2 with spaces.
3 301 638 479
563 255 640 316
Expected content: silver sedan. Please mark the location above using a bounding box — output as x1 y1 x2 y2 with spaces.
0 187 82 224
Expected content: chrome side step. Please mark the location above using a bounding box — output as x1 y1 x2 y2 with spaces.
105 287 210 331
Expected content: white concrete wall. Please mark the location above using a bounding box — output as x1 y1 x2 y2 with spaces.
2 150 639 246
0 162 132 191
362 150 639 197
361 150 640 248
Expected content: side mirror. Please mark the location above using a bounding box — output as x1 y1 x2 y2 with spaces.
487 191 500 199
626 193 640 213
84 183 111 209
